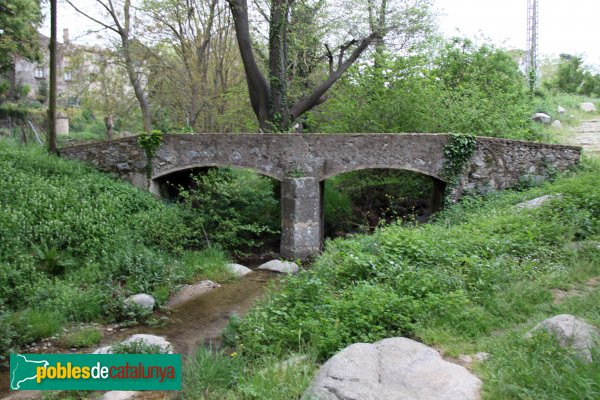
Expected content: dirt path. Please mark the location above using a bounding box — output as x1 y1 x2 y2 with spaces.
566 118 600 154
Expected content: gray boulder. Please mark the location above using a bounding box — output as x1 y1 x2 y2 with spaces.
580 102 597 112
124 293 155 312
226 263 253 277
303 338 482 400
557 105 566 114
551 120 563 129
526 314 600 362
515 194 563 209
531 113 551 124
257 260 299 274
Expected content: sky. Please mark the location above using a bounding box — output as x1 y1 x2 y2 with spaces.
436 0 600 67
43 0 600 67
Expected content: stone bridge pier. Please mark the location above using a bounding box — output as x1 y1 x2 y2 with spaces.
281 177 324 259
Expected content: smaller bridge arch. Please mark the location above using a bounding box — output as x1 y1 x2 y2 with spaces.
62 133 581 259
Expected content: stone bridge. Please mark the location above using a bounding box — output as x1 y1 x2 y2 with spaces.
62 133 581 259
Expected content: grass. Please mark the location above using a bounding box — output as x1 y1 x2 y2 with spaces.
182 346 317 400
58 326 103 348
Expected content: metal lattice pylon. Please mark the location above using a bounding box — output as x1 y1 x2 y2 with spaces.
526 0 539 83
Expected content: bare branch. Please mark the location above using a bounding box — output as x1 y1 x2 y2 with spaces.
324 44 333 75
65 0 119 34
338 39 357 69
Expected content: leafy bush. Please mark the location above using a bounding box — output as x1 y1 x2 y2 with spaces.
313 38 535 140
177 168 280 253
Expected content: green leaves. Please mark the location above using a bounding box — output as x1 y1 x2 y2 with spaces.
0 0 42 72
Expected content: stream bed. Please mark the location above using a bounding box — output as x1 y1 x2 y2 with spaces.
0 270 278 399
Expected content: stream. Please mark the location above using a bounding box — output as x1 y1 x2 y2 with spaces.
0 269 278 399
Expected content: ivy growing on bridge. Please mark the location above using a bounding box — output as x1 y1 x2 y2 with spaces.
441 133 477 206
138 130 164 181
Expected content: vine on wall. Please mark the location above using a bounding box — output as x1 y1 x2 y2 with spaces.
441 133 477 206
138 130 164 181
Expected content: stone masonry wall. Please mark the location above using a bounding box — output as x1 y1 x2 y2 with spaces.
62 133 581 192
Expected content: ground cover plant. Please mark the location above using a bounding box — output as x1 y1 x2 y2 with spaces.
0 138 235 357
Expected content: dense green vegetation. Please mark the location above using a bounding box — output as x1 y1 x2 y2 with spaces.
312 39 536 140
194 158 600 399
0 139 237 357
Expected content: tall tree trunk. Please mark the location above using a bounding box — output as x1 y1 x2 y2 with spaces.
47 0 58 155
104 115 114 140
268 0 290 131
227 0 271 132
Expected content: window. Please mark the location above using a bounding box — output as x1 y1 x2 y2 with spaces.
63 70 73 82
35 67 45 79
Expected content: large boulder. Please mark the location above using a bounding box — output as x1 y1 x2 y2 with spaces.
226 263 253 277
526 314 600 362
580 102 597 112
124 293 155 312
531 113 551 124
257 260 299 274
303 338 482 400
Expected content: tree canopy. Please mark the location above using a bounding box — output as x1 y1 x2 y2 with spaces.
0 0 43 71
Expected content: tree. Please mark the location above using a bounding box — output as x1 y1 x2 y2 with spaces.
66 0 153 132
0 0 43 72
226 0 433 132
142 0 245 132
47 0 58 155
555 54 585 94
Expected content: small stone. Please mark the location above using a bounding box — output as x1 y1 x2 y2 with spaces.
257 259 299 274
100 391 139 400
122 334 173 354
106 327 114 332
226 263 253 277
580 102 597 112
124 293 156 312
551 120 563 129
531 113 551 124
458 352 490 364
557 105 566 114
92 346 113 354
